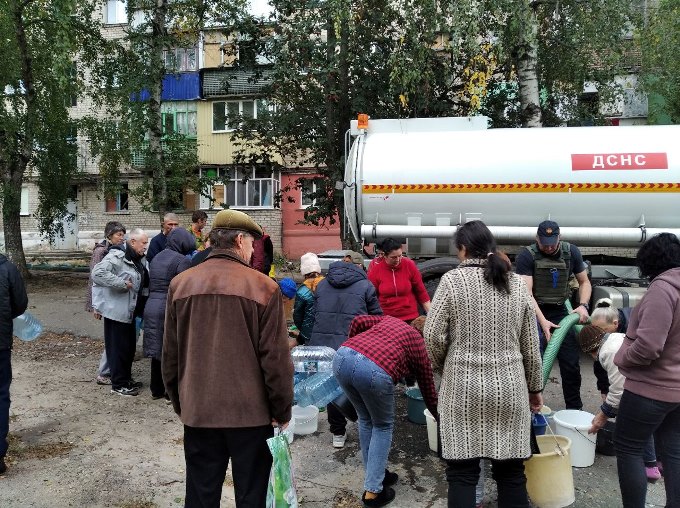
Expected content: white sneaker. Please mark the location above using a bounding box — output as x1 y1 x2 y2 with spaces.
332 434 346 448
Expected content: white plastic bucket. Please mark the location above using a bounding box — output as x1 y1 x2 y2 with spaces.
292 405 319 435
552 410 596 467
424 409 437 452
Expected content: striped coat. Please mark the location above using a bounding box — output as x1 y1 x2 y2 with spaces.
424 258 542 460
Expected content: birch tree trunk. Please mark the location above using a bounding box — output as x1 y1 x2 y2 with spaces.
516 1 542 128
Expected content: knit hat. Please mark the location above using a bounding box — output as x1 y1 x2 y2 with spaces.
278 278 297 299
300 252 321 275
578 325 607 353
345 250 364 265
104 221 126 239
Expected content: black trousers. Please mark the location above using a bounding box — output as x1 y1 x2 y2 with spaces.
184 424 274 508
103 318 137 389
446 458 530 508
150 358 165 398
327 402 347 436
541 305 582 410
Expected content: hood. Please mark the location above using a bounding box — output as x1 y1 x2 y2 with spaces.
326 261 366 288
167 228 196 255
654 267 680 290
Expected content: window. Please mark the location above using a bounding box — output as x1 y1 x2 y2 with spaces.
163 47 198 72
161 102 197 137
301 177 324 207
105 183 129 212
212 99 270 132
200 167 280 209
67 63 77 107
104 0 126 24
20 187 29 216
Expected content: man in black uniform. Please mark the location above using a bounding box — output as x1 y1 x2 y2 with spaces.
515 220 591 409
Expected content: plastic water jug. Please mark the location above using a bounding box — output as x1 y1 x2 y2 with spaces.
294 371 343 407
13 312 43 341
290 345 336 373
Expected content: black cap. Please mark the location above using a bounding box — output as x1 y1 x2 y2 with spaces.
537 220 560 246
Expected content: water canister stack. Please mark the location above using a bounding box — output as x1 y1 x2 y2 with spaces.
13 312 43 341
294 371 344 408
290 346 343 407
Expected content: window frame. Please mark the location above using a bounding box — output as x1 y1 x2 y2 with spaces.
105 183 129 213
163 46 199 72
200 166 280 210
161 102 198 138
104 0 127 24
20 187 29 216
300 177 325 208
212 99 266 133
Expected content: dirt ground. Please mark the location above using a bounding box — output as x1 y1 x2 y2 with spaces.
0 271 669 507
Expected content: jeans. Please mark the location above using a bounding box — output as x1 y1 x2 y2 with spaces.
97 350 110 377
446 458 530 508
333 347 395 494
0 349 11 459
615 389 680 508
540 304 582 410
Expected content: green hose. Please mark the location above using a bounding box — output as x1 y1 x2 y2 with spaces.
542 312 581 387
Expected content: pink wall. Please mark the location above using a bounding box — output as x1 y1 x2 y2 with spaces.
281 173 341 259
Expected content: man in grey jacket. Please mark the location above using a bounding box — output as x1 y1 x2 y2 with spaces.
92 228 149 396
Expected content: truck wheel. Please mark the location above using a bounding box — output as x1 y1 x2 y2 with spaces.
424 277 441 300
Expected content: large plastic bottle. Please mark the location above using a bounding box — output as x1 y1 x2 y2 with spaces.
290 346 336 374
294 371 344 408
13 312 43 341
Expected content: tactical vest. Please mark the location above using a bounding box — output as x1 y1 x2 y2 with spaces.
528 242 572 306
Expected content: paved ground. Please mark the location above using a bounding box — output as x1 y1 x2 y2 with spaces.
0 271 669 507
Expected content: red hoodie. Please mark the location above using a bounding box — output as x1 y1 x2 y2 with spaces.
367 256 429 321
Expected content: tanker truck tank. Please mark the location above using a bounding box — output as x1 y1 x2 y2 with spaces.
344 117 680 250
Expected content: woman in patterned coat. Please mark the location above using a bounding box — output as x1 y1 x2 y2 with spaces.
424 220 543 508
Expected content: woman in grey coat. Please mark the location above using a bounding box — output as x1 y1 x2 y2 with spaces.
143 228 195 399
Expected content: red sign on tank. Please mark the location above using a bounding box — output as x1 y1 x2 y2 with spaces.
571 153 668 171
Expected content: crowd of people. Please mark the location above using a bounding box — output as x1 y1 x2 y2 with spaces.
0 209 675 508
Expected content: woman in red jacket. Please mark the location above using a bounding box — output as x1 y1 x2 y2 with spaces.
368 238 430 322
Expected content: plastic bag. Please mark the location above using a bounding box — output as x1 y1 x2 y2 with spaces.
266 433 298 508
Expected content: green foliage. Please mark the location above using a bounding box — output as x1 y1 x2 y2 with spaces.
0 0 102 268
638 0 680 124
83 0 250 216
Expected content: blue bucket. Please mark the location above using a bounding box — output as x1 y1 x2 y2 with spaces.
406 388 426 425
532 413 548 436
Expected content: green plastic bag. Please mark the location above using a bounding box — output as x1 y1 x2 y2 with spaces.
266 433 298 508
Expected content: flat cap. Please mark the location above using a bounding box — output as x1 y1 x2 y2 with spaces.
212 209 263 238
345 250 364 265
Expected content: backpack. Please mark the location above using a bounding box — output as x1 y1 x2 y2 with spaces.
527 242 572 305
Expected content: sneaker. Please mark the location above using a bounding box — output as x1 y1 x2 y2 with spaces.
333 434 347 448
111 386 139 397
96 375 111 385
0 458 6 475
646 466 661 482
383 469 398 487
362 487 395 507
129 379 143 389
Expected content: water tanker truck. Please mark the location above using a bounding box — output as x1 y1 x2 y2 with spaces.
343 116 680 305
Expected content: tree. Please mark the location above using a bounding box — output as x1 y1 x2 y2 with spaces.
0 0 101 276
231 0 484 245
84 0 250 219
638 0 680 123
449 0 638 128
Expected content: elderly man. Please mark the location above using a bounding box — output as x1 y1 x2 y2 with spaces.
515 220 592 410
163 209 293 507
92 228 149 397
147 213 180 263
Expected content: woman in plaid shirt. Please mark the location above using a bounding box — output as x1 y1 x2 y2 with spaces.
333 314 438 507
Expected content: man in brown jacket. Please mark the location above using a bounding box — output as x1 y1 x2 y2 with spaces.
163 209 293 508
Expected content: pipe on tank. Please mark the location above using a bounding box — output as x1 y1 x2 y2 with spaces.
360 225 680 247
